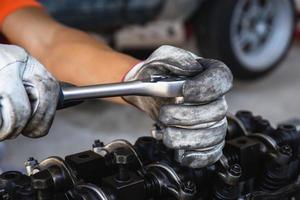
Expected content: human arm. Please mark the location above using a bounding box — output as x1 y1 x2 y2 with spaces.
2 6 140 103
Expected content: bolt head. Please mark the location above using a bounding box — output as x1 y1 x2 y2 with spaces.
113 148 133 165
151 129 163 140
228 164 242 177
279 145 292 156
24 157 38 167
93 140 104 148
182 181 196 194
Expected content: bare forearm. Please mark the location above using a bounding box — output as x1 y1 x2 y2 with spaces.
2 7 140 102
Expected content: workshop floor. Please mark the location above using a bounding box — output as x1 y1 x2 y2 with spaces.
2 42 300 172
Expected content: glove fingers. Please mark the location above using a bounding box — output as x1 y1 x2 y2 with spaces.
159 97 227 126
179 141 224 168
162 118 227 149
21 56 59 138
183 59 233 103
124 46 204 82
0 93 31 141
146 45 203 75
22 79 59 138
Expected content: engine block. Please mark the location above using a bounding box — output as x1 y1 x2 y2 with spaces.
1 111 300 200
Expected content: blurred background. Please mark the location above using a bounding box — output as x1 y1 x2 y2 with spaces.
1 0 300 171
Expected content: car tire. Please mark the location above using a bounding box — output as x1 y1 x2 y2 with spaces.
193 0 296 80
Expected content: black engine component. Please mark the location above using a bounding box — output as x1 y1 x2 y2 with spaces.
1 111 300 200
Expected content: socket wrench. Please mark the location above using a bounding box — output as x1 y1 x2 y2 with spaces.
57 76 186 109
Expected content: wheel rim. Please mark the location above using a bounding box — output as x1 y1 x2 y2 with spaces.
230 0 294 72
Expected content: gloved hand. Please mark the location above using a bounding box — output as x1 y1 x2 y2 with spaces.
0 44 59 141
123 45 233 168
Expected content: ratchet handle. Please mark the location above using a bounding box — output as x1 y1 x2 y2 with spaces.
56 78 185 110
57 82 83 110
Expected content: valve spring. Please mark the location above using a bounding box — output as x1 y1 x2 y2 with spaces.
213 164 241 200
258 166 288 192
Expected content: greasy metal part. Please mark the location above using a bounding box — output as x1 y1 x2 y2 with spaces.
280 118 300 132
272 145 293 166
92 140 108 157
227 113 249 136
93 148 109 157
24 157 39 176
146 163 182 187
3 110 300 199
218 164 242 186
76 184 109 200
248 133 279 151
146 163 195 200
103 139 144 167
228 111 280 154
151 124 163 140
39 157 78 186
62 78 185 101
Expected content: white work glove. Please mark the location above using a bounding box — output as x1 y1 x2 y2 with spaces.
0 44 59 141
123 45 233 168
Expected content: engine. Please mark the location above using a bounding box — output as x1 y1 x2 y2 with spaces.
1 110 300 200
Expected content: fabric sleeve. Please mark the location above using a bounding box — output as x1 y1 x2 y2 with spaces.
0 0 42 27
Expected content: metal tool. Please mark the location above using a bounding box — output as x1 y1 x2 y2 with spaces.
58 76 185 109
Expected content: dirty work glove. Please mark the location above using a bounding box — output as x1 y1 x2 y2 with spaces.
0 44 59 141
123 45 233 168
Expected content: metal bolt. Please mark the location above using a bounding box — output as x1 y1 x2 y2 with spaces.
114 149 133 165
26 157 36 163
279 145 292 156
31 170 55 199
151 125 163 140
93 140 104 148
113 148 133 182
182 181 196 194
92 140 108 156
24 157 39 176
228 164 242 177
